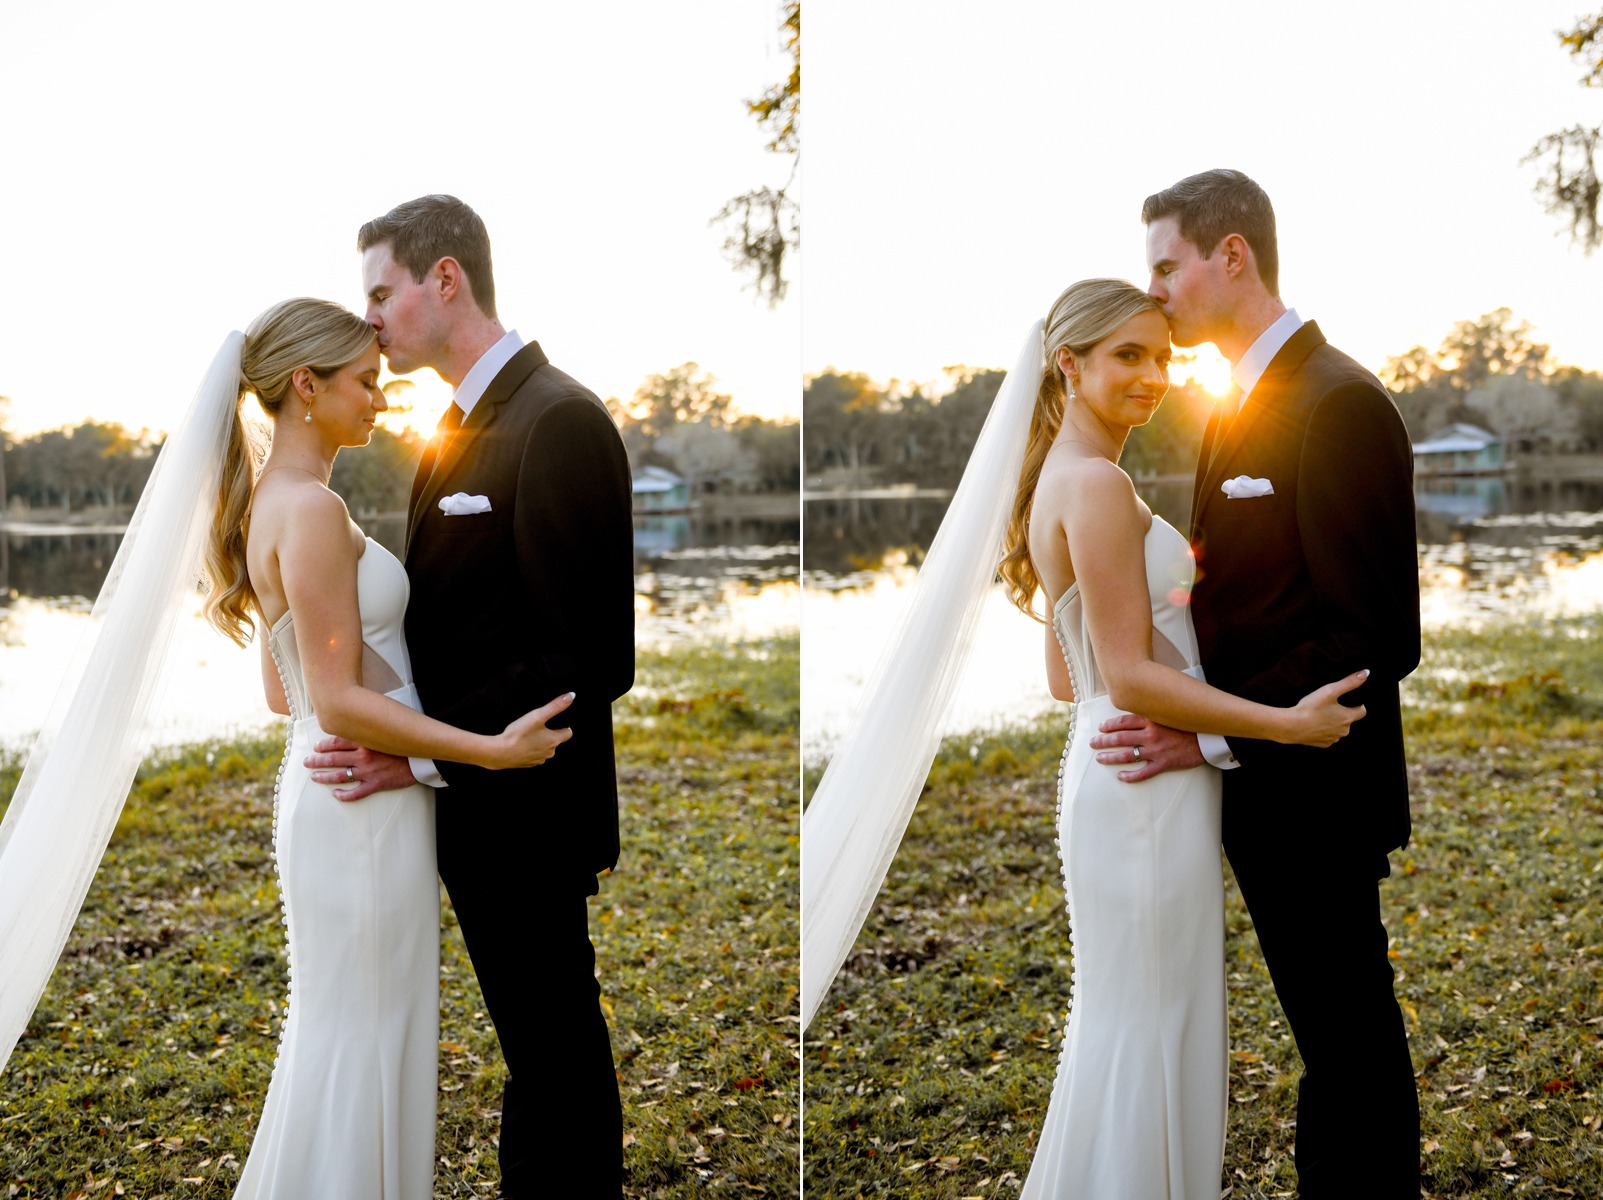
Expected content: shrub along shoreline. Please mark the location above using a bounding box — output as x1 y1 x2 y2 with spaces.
0 637 800 1199
804 616 1603 1199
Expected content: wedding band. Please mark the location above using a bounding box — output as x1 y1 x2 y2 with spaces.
1131 746 1142 761
345 767 355 782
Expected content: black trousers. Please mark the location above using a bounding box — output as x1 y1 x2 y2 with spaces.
1222 807 1420 1198
438 810 622 1198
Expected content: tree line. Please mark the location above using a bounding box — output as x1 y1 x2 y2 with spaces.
0 420 428 519
805 310 1603 490
606 362 799 497
1382 309 1603 455
0 364 799 519
805 365 1226 489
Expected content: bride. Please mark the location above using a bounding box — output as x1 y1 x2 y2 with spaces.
0 297 573 1199
801 278 1367 1198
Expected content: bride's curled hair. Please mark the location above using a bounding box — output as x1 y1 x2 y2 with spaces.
203 299 376 646
998 279 1161 619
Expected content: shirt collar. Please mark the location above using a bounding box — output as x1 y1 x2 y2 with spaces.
1230 308 1302 401
453 328 525 418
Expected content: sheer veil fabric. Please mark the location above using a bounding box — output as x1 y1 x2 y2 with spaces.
801 320 1045 1029
0 333 243 1068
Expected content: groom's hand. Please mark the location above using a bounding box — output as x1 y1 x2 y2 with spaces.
1090 715 1204 782
305 736 417 802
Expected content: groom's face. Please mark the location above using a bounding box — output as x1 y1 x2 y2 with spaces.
1145 216 1229 349
362 242 443 376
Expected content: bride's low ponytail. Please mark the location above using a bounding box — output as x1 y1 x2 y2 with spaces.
999 362 1065 619
202 388 261 647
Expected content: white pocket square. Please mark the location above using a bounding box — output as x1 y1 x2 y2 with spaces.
438 492 492 516
1221 475 1275 499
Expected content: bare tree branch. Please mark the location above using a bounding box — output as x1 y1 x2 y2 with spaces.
1524 124 1601 253
714 2 800 307
1527 10 1603 253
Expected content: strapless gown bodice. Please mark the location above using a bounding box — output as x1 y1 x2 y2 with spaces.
1050 515 1205 704
268 538 419 722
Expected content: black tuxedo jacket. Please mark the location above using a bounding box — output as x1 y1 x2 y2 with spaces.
403 341 635 877
1189 321 1420 856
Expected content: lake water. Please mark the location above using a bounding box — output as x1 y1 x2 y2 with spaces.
0 508 798 751
803 475 1603 764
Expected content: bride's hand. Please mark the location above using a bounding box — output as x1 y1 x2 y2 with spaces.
488 691 576 768
1286 669 1369 747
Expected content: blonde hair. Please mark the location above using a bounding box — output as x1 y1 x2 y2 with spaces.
203 298 376 646
998 279 1162 619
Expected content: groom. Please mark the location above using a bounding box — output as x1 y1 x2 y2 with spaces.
1092 170 1422 1196
307 195 635 1196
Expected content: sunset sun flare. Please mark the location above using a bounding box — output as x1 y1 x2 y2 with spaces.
1174 347 1236 399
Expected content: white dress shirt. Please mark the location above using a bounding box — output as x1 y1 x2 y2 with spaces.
451 328 525 420
1197 309 1304 772
408 328 526 789
1229 308 1302 410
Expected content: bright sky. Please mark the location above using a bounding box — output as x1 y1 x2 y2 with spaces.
806 0 1602 394
0 0 798 437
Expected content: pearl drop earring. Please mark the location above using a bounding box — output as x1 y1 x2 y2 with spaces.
304 403 313 424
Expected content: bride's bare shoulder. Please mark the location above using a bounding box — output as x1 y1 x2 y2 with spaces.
249 474 361 564
1035 448 1139 516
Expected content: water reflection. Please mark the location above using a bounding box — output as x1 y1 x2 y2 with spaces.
803 482 1194 584
0 589 261 755
632 509 799 645
1415 476 1505 522
0 508 798 748
803 479 1603 762
805 480 1603 615
1 527 126 603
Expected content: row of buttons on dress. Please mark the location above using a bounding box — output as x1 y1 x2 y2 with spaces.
264 635 298 1073
1050 620 1081 1065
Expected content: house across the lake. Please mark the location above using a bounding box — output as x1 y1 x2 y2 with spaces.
1412 423 1506 477
632 465 690 512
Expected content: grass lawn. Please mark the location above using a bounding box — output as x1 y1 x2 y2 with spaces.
0 636 799 1198
803 616 1603 1199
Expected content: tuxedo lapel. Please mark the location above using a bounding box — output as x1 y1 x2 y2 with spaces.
408 422 473 549
408 404 464 532
1194 396 1264 525
408 438 440 527
1193 321 1327 528
406 342 552 550
1193 405 1224 531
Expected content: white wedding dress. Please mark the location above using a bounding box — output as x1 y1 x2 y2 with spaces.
1020 515 1227 1200
234 537 439 1200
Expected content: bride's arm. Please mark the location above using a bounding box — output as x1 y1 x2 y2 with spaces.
1064 461 1363 748
276 486 571 770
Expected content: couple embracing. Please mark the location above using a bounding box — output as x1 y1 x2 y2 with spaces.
805 169 1422 1197
0 196 633 1198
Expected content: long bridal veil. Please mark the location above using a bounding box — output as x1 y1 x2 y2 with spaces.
802 320 1045 1030
0 333 242 1069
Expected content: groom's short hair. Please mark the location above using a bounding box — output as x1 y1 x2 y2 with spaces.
358 195 498 319
1142 169 1279 297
